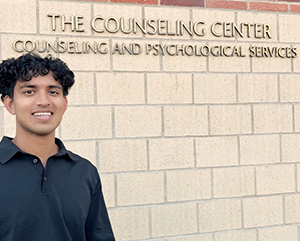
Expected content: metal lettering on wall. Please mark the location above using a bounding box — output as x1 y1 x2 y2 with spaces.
12 14 297 58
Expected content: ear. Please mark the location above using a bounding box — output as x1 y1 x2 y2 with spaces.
3 96 16 115
63 96 68 113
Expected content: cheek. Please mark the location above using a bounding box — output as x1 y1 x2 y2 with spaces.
13 103 26 115
55 100 67 113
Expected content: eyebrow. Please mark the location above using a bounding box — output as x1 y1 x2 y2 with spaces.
19 84 62 90
49 85 62 90
19 84 35 89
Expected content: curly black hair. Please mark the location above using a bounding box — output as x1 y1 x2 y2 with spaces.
0 53 75 102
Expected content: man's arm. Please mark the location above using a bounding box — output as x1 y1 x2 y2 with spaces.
85 177 115 241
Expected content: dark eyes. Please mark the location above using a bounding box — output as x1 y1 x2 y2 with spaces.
48 90 59 95
24 90 35 95
23 90 60 95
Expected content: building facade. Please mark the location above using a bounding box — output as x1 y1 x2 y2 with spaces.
1 0 300 240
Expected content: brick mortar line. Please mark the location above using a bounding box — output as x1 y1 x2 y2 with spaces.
210 168 214 199
196 202 200 233
40 0 300 9
296 163 299 194
93 72 97 104
114 174 118 206
36 0 40 35
5 32 294 43
144 73 148 104
98 162 299 175
161 106 164 137
146 139 150 170
108 193 299 210
237 136 241 166
111 107 116 138
241 199 245 228
163 171 167 202
94 140 99 167
279 134 283 163
277 74 281 103
207 106 211 136
21 0 300 16
146 224 300 241
67 102 300 107
193 138 197 168
78 70 299 75
251 105 254 134
236 74 239 103
293 105 296 133
60 132 300 143
283 195 286 224
148 207 152 238
191 74 195 104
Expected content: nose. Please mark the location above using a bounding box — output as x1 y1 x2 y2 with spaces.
36 92 50 106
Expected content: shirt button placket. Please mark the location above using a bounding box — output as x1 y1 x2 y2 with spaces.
42 175 50 193
42 159 52 194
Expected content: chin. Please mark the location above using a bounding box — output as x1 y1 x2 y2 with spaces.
29 128 56 137
36 130 56 136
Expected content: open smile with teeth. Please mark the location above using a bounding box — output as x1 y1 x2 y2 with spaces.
33 112 52 116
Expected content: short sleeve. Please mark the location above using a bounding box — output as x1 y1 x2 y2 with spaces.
85 174 115 241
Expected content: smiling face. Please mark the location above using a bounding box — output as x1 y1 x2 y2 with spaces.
4 73 67 139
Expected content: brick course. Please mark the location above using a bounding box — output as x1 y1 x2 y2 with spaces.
74 0 300 13
1 0 300 240
250 2 288 12
207 0 247 10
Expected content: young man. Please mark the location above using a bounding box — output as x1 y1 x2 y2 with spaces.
0 53 115 241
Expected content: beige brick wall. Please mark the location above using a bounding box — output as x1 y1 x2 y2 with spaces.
96 73 145 105
149 138 194 170
213 166 255 198
243 196 283 228
258 226 298 241
238 74 278 103
1 1 300 240
239 135 280 164
198 199 242 232
98 139 147 172
166 169 211 201
214 230 257 241
194 74 236 104
196 136 239 167
0 0 37 34
151 203 198 237
117 172 164 206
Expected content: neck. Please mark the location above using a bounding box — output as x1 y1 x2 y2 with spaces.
12 132 58 167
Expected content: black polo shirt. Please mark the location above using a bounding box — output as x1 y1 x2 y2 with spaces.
0 136 115 241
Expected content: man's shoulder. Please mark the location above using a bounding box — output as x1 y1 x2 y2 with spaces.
64 150 101 191
56 138 97 169
67 153 100 177
0 136 13 148
0 136 22 165
66 150 96 168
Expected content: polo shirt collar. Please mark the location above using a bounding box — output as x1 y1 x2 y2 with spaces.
55 138 81 161
0 136 22 164
0 136 80 164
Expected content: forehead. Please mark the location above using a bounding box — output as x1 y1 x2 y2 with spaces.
15 74 61 89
